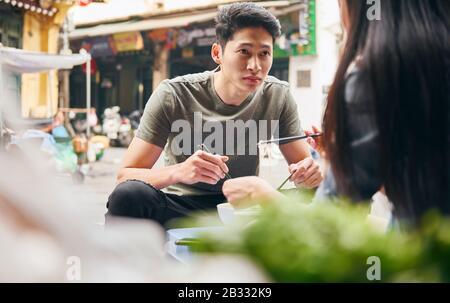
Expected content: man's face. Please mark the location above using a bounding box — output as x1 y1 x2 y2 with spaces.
217 27 273 93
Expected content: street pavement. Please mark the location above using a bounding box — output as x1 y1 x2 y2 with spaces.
55 147 126 226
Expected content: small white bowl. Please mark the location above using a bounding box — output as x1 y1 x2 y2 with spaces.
217 203 261 225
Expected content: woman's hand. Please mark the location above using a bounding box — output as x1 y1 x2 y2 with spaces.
305 126 325 157
222 176 280 208
288 157 323 189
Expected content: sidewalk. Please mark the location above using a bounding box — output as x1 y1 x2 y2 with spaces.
57 147 126 226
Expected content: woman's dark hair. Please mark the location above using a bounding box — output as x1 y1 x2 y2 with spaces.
323 0 450 223
215 2 281 48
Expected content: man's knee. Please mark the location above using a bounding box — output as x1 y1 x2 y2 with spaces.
106 180 162 218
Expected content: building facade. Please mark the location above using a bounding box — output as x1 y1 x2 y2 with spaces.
68 0 324 117
0 0 107 119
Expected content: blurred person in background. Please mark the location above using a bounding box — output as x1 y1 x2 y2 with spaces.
224 0 449 227
40 110 70 139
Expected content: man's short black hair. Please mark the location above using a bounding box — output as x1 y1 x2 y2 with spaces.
215 2 282 48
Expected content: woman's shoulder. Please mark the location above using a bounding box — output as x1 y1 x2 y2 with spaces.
343 66 369 110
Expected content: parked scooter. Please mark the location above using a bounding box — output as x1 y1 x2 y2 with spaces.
102 106 133 147
128 110 142 130
68 111 89 134
68 109 102 136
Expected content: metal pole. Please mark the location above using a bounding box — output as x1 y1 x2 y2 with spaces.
47 71 53 118
86 57 91 138
138 82 144 111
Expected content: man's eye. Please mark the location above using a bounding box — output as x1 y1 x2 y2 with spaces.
260 51 271 57
239 49 250 55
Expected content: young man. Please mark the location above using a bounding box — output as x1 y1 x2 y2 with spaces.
106 2 323 226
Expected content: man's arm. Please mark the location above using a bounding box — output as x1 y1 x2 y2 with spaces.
117 137 230 189
278 140 311 164
117 137 179 189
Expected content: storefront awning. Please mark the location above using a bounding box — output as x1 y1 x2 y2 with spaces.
0 46 91 73
69 10 218 40
69 1 306 41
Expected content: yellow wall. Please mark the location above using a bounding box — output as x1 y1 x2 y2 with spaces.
21 5 72 118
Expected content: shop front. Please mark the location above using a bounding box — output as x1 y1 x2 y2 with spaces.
68 0 316 115
70 31 153 116
0 2 24 108
167 21 292 82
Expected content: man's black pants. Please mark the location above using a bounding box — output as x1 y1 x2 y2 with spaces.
105 180 226 227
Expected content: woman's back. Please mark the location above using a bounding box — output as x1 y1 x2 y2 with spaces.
324 0 450 225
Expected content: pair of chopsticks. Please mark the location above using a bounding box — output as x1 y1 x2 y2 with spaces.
277 169 297 191
198 144 232 179
269 133 322 190
258 133 322 146
175 238 199 246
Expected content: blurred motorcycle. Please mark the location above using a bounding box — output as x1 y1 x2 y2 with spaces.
68 111 89 134
102 106 133 147
128 110 142 130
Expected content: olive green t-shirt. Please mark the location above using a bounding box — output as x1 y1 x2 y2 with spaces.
136 69 303 196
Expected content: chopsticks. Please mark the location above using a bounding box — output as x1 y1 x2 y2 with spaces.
277 169 297 191
258 133 322 145
266 133 321 190
199 144 232 180
175 238 200 246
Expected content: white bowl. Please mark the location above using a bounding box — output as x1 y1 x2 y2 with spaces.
217 203 261 225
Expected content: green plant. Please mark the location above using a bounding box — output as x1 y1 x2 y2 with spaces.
186 194 450 282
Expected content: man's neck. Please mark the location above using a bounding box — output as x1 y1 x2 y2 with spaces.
213 71 250 106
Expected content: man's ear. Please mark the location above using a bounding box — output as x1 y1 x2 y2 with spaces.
211 43 222 65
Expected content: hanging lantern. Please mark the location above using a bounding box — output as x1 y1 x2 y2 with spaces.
39 0 52 9
77 0 91 6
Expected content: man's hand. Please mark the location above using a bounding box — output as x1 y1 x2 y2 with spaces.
288 157 323 189
223 176 280 208
175 150 229 185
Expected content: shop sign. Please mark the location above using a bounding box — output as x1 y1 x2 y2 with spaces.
177 27 215 48
148 29 169 42
148 29 178 49
196 36 216 47
113 32 144 52
275 0 317 57
81 36 116 58
182 47 194 58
